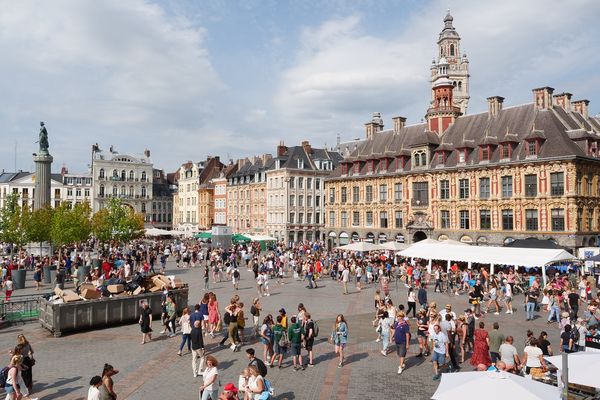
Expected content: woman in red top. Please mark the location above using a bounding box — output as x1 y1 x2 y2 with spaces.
470 321 491 367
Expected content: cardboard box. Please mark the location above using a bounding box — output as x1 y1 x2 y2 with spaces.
155 274 170 285
54 287 64 297
107 284 124 294
79 283 96 292
152 276 167 289
133 286 144 295
61 290 81 303
81 288 101 300
171 278 184 288
149 285 163 292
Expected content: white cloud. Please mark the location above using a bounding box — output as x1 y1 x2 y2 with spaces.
273 0 600 144
0 0 223 171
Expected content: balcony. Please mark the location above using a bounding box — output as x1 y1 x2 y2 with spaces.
411 199 428 208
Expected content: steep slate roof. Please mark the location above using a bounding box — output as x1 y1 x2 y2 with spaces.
329 102 600 178
274 145 342 170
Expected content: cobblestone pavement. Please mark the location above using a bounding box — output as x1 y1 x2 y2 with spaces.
1 263 563 400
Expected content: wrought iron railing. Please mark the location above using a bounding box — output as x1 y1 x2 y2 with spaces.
0 293 48 325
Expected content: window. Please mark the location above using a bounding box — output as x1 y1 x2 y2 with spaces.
99 168 105 178
365 186 373 202
352 211 360 226
525 174 537 197
141 186 147 197
341 187 347 204
380 211 388 228
298 213 304 224
501 176 513 198
394 183 402 202
329 211 335 226
458 150 466 163
459 210 469 229
551 208 565 231
379 185 387 202
479 177 490 199
112 186 117 196
413 150 427 168
527 141 537 156
85 189 90 197
289 178 295 188
366 211 373 226
141 171 147 181
67 188 73 196
576 173 582 194
588 209 593 231
587 174 593 195
440 180 450 200
341 211 348 227
298 195 304 207
550 172 564 196
480 146 490 161
525 209 538 231
352 186 359 203
480 210 491 230
307 178 312 189
289 213 295 223
459 179 469 199
129 170 134 180
440 210 450 229
395 211 403 228
329 188 335 204
412 182 429 206
307 213 312 224
307 195 312 207
501 144 510 159
315 196 320 207
298 177 304 189
577 208 583 230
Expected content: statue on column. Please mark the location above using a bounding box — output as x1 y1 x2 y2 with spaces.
38 121 49 154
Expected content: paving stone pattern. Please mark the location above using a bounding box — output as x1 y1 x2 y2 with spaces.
0 262 563 399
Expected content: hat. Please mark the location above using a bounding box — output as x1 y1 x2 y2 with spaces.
279 308 286 314
561 311 569 318
223 383 238 393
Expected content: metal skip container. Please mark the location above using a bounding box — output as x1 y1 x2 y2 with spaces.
38 287 189 337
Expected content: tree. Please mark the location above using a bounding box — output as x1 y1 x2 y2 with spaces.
91 198 145 244
26 205 53 256
50 202 92 262
0 193 31 260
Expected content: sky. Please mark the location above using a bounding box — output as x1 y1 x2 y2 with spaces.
0 0 599 174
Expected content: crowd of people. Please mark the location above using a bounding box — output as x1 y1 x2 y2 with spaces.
2 238 600 399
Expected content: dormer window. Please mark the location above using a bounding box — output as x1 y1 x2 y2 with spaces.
354 162 360 174
341 163 348 175
458 150 466 163
527 140 538 157
297 159 304 169
366 160 373 174
480 146 490 162
500 144 511 159
413 150 428 168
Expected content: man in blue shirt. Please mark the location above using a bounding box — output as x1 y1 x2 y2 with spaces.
392 311 411 374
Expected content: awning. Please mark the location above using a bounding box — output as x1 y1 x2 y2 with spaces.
337 242 386 252
145 227 172 237
246 234 277 242
399 241 575 267
194 231 212 239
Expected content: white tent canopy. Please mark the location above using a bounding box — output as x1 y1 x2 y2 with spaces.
432 371 560 400
400 242 574 267
546 352 600 388
145 227 172 237
380 241 408 251
246 234 277 242
337 242 386 252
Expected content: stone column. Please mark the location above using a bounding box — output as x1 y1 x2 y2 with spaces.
34 153 53 210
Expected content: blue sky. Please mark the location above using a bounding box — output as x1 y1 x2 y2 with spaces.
0 0 598 173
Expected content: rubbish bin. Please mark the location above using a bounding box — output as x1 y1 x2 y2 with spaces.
12 269 26 290
47 266 57 286
43 266 52 284
78 265 91 283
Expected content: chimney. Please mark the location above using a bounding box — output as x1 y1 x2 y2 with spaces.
487 96 504 117
60 164 68 176
277 141 288 157
392 116 407 134
237 158 246 170
302 140 312 154
262 154 272 164
365 112 384 140
532 86 554 110
144 149 151 158
553 92 572 111
572 99 590 118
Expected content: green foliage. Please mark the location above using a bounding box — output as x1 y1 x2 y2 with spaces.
91 198 145 243
26 206 53 243
0 193 31 253
50 201 92 247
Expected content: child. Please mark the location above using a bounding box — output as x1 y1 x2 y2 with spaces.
374 289 382 310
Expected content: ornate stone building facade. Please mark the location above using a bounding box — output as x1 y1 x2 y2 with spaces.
324 13 600 251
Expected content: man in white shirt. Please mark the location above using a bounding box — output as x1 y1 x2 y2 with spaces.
498 336 520 372
340 267 350 295
431 324 448 380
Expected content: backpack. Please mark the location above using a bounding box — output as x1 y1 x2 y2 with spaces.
223 311 231 325
312 321 320 338
570 328 580 343
278 330 289 347
0 366 11 388
258 378 273 400
233 270 240 279
250 305 257 316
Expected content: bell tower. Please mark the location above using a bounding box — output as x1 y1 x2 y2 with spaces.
431 11 470 114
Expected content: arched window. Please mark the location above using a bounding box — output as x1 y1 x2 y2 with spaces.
112 169 118 178
99 184 105 195
141 203 146 213
450 44 455 56
458 81 462 90
99 168 105 179
121 170 126 180
129 186 134 196
129 170 134 180
440 47 444 57
112 185 117 195
120 185 126 195
141 186 147 197
141 171 147 181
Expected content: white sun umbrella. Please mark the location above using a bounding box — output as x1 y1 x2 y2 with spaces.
437 239 468 246
432 371 560 400
380 241 408 251
337 242 386 252
145 227 172 237
546 352 600 388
